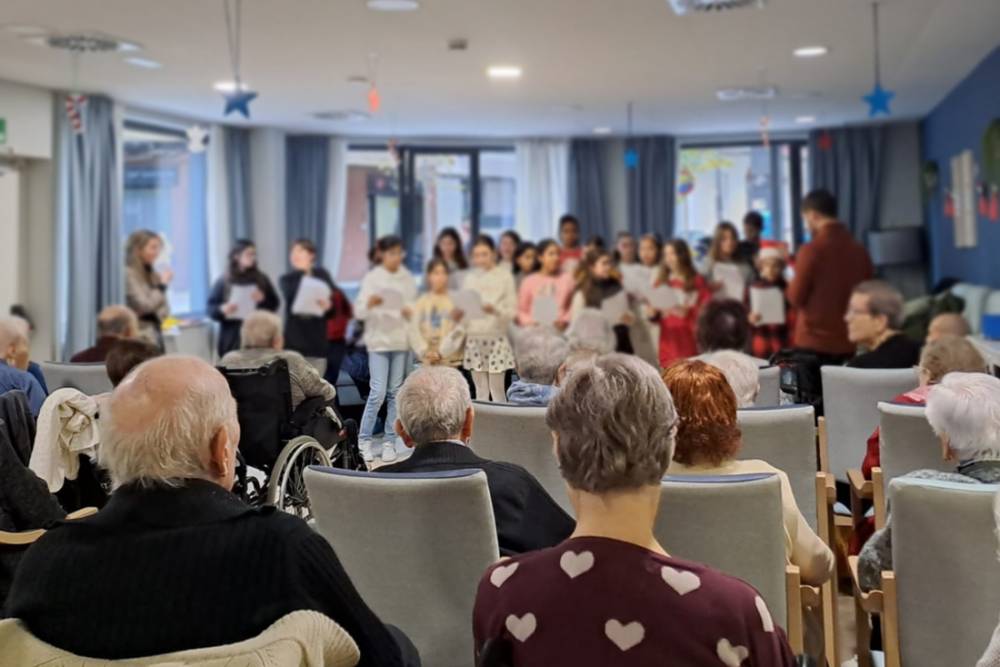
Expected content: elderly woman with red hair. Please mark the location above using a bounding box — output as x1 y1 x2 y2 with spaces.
662 360 834 587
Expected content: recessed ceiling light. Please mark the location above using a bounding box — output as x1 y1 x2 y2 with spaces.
125 57 162 69
593 127 612 135
214 80 251 93
3 24 47 36
367 0 419 11
117 41 142 53
487 65 522 80
794 46 828 58
795 115 817 124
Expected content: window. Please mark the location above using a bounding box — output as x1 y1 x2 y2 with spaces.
338 149 400 285
674 142 808 251
479 150 517 234
122 121 209 316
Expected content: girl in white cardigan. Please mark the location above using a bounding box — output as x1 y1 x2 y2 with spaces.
454 235 517 402
353 236 418 463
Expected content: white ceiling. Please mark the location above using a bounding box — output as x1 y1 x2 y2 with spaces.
0 0 998 137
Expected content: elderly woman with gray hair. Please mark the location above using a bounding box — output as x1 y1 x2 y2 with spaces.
845 280 922 369
506 329 570 406
858 372 1000 592
473 354 796 665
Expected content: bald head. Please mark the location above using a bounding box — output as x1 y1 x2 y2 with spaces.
927 313 970 344
99 356 239 490
97 305 139 339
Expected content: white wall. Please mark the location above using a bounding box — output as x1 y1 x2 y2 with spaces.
0 164 21 312
0 80 53 159
20 158 57 361
878 121 926 298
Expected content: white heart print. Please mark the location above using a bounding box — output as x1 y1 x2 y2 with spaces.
559 550 595 579
505 613 537 643
604 619 645 651
717 638 749 666
489 562 518 588
755 595 775 633
660 566 701 596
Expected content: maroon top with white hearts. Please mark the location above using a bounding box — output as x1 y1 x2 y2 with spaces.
473 536 797 666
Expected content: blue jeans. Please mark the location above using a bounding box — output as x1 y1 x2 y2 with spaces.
359 350 408 441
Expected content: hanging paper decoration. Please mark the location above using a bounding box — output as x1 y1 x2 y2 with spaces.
817 131 833 152
186 125 208 153
366 53 382 115
990 185 1000 222
623 101 638 169
387 138 400 166
624 148 639 169
220 0 258 118
862 2 895 117
678 167 695 197
944 188 955 219
65 94 87 134
368 86 381 114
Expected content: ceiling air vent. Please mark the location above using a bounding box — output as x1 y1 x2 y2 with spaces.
668 0 765 15
312 110 371 122
38 32 141 53
716 86 777 102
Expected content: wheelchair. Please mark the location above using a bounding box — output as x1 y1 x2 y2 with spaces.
218 357 360 520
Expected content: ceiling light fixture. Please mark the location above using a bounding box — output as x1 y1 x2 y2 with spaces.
795 115 817 124
593 127 612 135
214 80 251 93
367 0 419 11
794 45 828 58
487 65 522 80
125 57 162 69
2 24 47 36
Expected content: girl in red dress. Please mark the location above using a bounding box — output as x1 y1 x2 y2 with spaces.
651 239 711 367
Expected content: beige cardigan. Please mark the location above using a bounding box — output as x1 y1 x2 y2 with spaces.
0 610 360 667
667 458 835 586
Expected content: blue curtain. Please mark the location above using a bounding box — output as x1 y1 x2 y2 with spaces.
626 136 675 238
808 126 887 241
567 139 610 241
285 136 330 264
55 93 123 360
224 126 254 242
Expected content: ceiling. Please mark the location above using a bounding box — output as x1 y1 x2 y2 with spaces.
0 0 998 137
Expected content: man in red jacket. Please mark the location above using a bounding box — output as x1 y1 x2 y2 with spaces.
788 189 874 363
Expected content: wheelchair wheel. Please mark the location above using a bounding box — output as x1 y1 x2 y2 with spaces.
265 436 331 520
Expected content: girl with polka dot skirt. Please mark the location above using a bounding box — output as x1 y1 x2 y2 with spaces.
454 235 518 402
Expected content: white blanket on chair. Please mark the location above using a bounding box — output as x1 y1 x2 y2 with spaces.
29 388 101 492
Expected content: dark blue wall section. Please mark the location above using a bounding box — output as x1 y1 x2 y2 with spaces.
922 45 1000 287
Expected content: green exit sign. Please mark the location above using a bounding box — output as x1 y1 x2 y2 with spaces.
0 118 6 145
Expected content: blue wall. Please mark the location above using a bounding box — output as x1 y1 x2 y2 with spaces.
923 45 1000 287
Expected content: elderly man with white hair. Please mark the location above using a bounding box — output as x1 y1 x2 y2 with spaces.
69 305 139 363
506 328 570 406
380 365 574 555
857 372 1000 592
701 349 760 408
219 310 336 411
0 316 46 416
6 355 418 665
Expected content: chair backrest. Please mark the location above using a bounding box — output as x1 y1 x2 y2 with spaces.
304 467 499 667
951 283 992 334
218 359 293 471
654 474 788 626
820 366 918 481
39 362 112 396
469 401 571 515
0 609 360 666
163 322 216 361
878 402 950 484
737 405 818 531
754 366 782 408
891 477 1000 667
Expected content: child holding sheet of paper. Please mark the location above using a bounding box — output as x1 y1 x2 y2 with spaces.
703 222 754 301
279 239 338 359
207 239 280 358
748 247 794 360
409 258 464 368
568 249 635 354
454 235 517 402
354 235 418 463
650 239 711 367
516 239 574 328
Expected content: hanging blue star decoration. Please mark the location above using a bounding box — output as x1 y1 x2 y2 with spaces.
624 148 639 169
223 89 258 118
863 83 894 118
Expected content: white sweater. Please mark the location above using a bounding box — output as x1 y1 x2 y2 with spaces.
461 266 517 337
354 265 418 352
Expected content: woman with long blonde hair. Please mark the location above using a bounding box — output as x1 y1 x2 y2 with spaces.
125 230 171 349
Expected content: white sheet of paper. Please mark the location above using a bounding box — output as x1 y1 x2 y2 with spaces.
450 289 485 320
377 288 404 311
569 308 611 346
531 294 559 326
601 291 629 323
714 263 746 301
750 287 786 326
291 275 332 317
621 265 652 298
226 285 258 321
647 286 681 311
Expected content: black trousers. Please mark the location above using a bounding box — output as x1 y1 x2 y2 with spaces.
324 339 347 385
387 624 422 667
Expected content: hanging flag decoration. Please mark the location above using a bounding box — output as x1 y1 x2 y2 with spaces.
944 188 955 219
220 0 258 118
862 2 895 117
65 94 87 134
186 125 208 153
367 53 382 114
